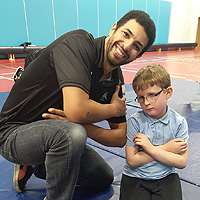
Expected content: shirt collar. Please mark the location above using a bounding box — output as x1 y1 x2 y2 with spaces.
93 36 120 82
94 36 106 69
144 106 170 125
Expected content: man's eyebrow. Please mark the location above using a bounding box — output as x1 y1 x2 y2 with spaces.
125 28 144 48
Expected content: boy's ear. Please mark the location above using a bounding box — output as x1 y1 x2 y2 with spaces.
166 86 173 99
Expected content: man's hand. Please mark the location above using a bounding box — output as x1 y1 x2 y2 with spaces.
110 85 127 117
164 138 188 154
42 108 69 121
42 108 127 147
121 85 126 94
133 133 154 153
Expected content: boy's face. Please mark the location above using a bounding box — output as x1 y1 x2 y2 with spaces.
136 85 172 120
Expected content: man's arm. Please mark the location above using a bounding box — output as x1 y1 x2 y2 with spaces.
42 108 127 148
62 86 126 124
83 122 127 147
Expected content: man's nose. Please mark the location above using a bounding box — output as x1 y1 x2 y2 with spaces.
123 39 134 54
123 41 132 51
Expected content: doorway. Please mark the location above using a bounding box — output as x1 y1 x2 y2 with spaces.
196 17 200 49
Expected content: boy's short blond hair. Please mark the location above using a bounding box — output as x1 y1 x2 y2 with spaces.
132 64 171 92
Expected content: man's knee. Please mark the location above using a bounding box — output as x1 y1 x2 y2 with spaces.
46 120 87 145
68 123 87 146
43 120 87 157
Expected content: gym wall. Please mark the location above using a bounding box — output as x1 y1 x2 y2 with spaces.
0 0 171 46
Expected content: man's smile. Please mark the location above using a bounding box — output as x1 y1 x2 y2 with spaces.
114 43 128 59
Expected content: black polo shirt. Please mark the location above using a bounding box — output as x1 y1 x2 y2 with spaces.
0 29 125 145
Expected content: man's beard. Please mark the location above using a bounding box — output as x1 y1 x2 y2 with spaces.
106 37 130 67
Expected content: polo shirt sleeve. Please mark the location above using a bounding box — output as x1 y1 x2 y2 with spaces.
176 117 189 141
126 115 140 147
51 31 96 94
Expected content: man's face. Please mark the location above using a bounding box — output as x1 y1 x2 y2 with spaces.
106 19 149 67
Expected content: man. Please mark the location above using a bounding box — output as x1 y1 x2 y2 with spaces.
0 10 156 200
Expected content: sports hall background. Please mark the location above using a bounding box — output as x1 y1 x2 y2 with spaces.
0 0 200 200
0 0 171 47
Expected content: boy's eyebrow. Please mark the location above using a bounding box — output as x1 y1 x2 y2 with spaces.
125 28 143 48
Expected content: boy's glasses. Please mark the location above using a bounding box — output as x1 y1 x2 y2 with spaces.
135 88 167 103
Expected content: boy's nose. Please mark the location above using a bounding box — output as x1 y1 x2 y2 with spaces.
143 97 150 105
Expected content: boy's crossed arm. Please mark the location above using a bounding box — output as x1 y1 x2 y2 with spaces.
126 133 188 169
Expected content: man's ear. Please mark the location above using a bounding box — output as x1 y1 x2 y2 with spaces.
131 54 142 62
136 55 142 59
108 22 117 36
166 86 173 99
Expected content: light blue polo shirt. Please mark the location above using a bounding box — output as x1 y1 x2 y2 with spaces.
123 107 189 180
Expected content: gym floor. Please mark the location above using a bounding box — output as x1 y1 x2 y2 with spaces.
0 49 200 199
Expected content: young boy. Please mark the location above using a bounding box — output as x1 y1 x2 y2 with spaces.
120 64 188 200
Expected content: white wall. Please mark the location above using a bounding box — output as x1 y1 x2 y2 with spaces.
168 0 200 43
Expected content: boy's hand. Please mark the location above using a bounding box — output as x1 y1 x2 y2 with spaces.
42 108 69 121
110 85 127 117
164 138 188 154
133 133 153 153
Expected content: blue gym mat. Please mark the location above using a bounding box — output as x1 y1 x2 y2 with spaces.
0 80 200 200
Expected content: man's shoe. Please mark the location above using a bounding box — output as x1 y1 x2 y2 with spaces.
13 164 34 193
13 67 24 82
